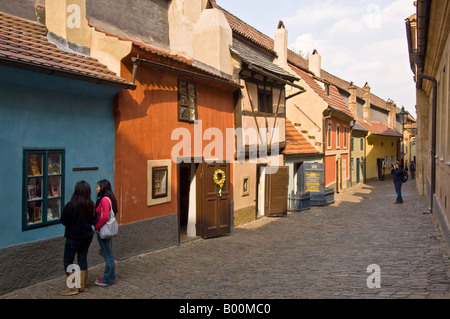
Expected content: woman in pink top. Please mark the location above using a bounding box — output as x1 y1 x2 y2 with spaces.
94 179 118 286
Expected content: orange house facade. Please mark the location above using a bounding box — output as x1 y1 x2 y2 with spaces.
324 115 352 191
114 43 240 253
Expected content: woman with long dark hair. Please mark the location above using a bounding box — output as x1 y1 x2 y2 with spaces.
60 180 95 296
94 179 118 286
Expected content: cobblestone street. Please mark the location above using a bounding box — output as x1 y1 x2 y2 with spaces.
1 179 449 299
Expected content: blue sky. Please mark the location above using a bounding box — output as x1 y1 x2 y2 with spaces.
217 0 417 117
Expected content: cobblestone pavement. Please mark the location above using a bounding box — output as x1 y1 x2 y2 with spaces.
1 179 449 299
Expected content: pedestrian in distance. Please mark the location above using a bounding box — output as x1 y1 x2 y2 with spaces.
94 179 118 286
410 161 416 179
391 161 404 204
60 180 95 296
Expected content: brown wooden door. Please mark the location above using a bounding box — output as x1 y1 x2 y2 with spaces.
197 161 231 238
265 166 289 217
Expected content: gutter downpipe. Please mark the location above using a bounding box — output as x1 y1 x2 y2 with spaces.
420 73 437 214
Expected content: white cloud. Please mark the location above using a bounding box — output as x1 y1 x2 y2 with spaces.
289 33 324 57
283 0 360 31
284 0 416 116
219 0 417 116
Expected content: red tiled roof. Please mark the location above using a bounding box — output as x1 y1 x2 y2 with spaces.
133 42 241 87
214 1 392 117
321 70 389 112
0 11 132 88
356 120 402 137
290 63 354 119
216 2 311 73
217 5 276 54
284 119 320 155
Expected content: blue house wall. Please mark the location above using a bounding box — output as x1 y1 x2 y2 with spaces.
0 65 120 249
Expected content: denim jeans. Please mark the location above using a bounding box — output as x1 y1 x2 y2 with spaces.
63 236 93 275
97 233 115 284
394 180 403 203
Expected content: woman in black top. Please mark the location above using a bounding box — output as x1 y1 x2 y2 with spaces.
391 161 404 204
60 180 95 295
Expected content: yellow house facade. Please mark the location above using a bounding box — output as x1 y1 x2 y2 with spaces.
360 124 402 181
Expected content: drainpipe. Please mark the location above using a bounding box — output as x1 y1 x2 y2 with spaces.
420 73 437 214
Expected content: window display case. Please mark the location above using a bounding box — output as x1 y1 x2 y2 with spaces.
23 149 64 230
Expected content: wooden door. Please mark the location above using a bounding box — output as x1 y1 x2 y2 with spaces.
265 166 289 217
356 158 360 183
197 161 231 239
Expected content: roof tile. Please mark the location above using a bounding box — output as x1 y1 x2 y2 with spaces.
356 120 402 137
284 119 320 155
0 11 130 86
290 63 354 119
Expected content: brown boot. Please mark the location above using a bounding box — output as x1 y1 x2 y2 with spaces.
79 270 88 292
59 273 79 296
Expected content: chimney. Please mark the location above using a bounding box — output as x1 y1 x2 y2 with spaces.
46 0 92 50
274 20 288 69
363 82 371 121
44 0 131 76
193 8 233 76
387 99 397 129
309 49 321 77
348 81 357 118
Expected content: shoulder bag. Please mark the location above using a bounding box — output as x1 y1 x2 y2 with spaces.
99 197 119 239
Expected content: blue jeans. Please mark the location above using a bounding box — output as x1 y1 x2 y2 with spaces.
97 234 115 284
394 180 403 203
63 236 93 275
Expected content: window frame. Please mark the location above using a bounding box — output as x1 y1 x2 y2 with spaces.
336 124 340 149
242 176 250 196
178 78 197 123
257 84 273 113
327 120 332 149
344 126 348 149
23 148 65 231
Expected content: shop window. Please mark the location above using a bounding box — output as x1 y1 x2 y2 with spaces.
178 79 197 123
23 149 64 230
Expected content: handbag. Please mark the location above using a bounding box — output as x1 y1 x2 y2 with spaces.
99 197 119 239
402 169 408 183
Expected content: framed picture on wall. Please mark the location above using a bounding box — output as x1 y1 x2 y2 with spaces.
242 176 249 196
152 166 168 199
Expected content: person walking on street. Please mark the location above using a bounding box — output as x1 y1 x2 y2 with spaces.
60 180 95 296
391 161 404 204
410 161 416 179
94 179 118 286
